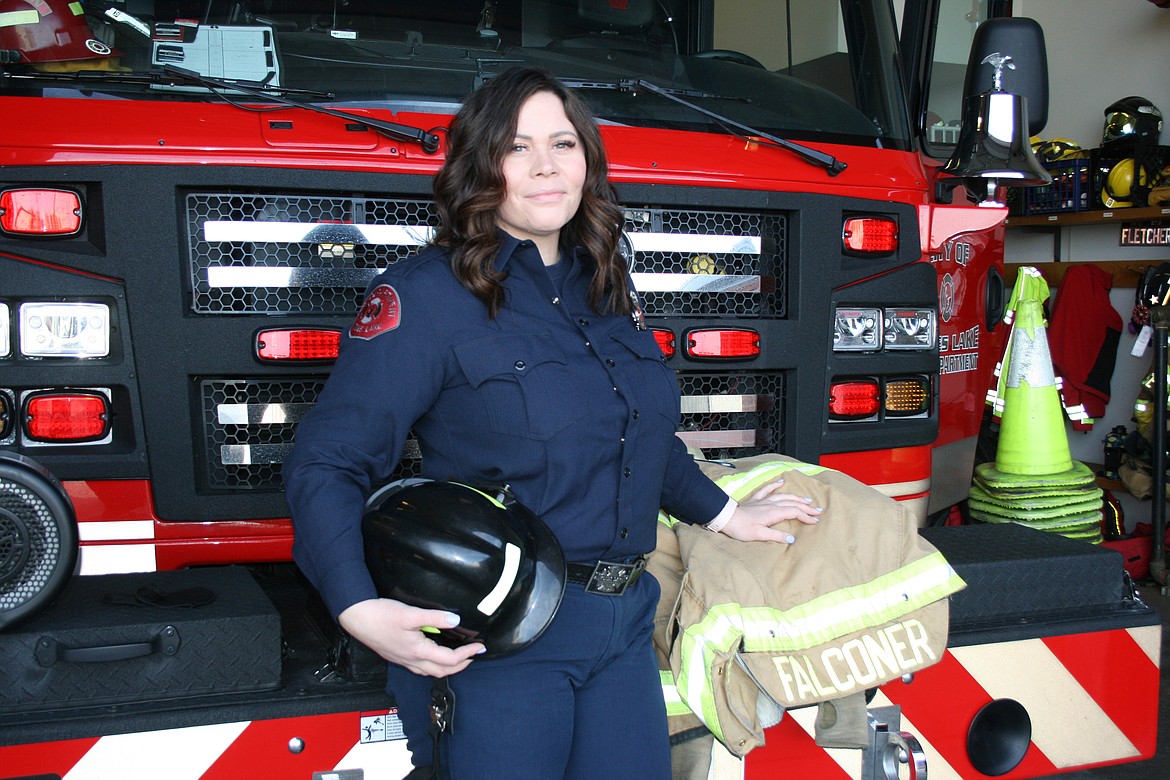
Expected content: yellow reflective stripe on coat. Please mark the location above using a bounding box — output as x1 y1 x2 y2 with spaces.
677 630 729 742
660 670 693 718
672 552 963 737
711 460 827 501
657 460 827 529
676 551 963 656
657 508 679 528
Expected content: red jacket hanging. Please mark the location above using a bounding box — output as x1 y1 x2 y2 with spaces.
1048 264 1123 430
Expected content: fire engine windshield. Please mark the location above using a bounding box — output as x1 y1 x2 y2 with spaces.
0 0 911 149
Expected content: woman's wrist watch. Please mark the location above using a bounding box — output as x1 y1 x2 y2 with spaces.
703 497 737 533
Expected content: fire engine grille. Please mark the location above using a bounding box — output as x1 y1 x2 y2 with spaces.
184 193 787 317
675 372 786 458
198 379 322 491
625 207 786 318
186 193 438 315
197 378 422 491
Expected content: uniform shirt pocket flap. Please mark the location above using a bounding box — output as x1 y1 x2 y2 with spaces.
609 326 669 362
454 333 569 387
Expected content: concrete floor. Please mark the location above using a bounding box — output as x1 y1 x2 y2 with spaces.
1040 581 1169 780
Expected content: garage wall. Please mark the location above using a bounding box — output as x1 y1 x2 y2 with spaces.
1014 0 1170 147
1007 1 1170 528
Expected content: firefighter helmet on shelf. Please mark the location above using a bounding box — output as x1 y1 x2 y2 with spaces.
1030 137 1085 163
361 478 565 657
1101 96 1163 147
1100 158 1149 208
0 0 120 65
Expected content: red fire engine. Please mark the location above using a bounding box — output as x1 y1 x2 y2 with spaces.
0 1 1160 778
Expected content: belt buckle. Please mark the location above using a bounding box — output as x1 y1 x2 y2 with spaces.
585 557 645 596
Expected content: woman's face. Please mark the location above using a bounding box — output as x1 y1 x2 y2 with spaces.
496 90 587 262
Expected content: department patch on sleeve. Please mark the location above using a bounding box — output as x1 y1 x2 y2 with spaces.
350 284 401 340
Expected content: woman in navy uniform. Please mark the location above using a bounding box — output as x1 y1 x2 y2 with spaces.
284 66 822 779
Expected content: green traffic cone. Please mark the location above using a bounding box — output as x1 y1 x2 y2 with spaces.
975 295 1095 489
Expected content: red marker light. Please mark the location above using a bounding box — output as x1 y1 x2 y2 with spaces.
842 216 898 254
829 380 880 420
650 328 676 359
24 391 109 442
0 189 83 236
256 328 341 361
686 329 761 360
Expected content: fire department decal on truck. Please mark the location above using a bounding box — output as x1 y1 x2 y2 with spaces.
0 1 1161 779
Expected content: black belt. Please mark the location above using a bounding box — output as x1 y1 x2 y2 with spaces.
566 556 647 596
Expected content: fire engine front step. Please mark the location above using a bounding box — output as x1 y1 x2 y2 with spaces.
0 566 282 712
921 523 1159 644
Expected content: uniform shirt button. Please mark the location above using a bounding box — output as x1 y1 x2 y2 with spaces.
585 341 591 348
579 318 589 326
514 360 526 370
552 297 561 304
606 358 616 367
632 409 640 420
624 467 632 477
620 528 630 539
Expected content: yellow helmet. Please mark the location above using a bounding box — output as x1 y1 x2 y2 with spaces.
1030 137 1085 163
1101 158 1148 208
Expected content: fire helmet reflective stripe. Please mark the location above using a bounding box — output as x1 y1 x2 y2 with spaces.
1102 96 1163 147
362 479 565 657
0 0 119 63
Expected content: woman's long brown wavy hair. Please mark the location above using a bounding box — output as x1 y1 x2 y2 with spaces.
432 67 630 318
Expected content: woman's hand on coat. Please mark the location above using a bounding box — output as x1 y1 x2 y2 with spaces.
338 598 485 677
719 479 823 544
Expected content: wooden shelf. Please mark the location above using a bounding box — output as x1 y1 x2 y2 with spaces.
1004 259 1167 287
1005 206 1170 286
1006 205 1170 227
1084 462 1127 493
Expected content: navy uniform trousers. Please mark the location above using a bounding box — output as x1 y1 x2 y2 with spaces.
388 572 670 779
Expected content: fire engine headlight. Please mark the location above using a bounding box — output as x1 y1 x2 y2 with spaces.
833 307 882 352
19 302 110 358
0 302 10 358
883 308 936 351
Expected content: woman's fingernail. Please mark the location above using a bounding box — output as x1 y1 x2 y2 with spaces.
444 612 461 627
785 534 796 544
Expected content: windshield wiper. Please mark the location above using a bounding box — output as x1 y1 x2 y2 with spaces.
559 78 730 102
612 78 847 176
160 65 441 153
1 63 443 154
0 65 334 100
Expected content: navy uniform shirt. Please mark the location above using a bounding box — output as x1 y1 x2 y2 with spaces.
283 232 729 619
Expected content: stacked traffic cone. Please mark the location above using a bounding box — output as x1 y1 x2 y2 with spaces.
969 270 1103 544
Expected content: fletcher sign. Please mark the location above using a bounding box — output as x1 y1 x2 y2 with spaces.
1120 223 1170 247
